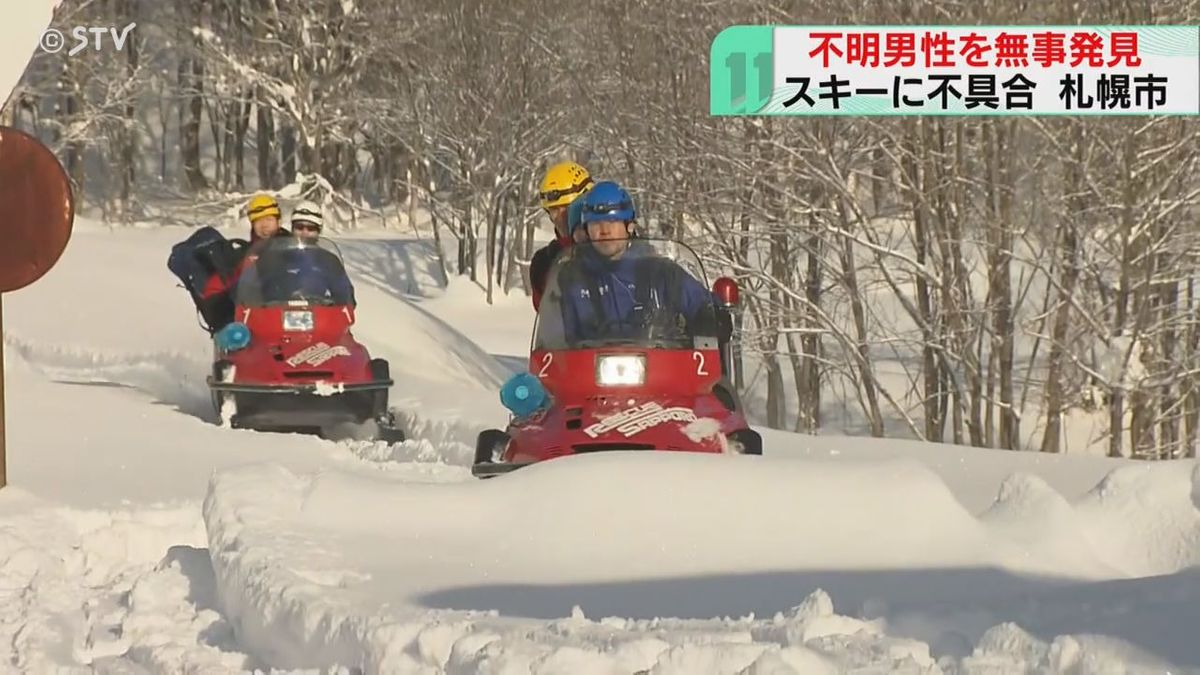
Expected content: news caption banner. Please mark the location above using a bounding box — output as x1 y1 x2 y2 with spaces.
711 26 1199 115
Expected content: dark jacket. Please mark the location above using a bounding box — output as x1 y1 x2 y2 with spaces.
530 234 571 311
558 241 713 345
200 228 292 300
251 244 356 306
197 228 291 329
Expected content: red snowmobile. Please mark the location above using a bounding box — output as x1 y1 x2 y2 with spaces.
472 237 761 478
207 236 404 442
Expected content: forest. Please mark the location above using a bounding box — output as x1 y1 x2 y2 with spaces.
5 0 1198 458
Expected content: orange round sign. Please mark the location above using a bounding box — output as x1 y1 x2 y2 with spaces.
0 126 74 293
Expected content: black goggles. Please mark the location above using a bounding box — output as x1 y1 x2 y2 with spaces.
584 199 632 215
249 203 278 217
540 177 594 205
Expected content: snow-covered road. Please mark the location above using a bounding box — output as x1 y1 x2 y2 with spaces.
0 225 1196 673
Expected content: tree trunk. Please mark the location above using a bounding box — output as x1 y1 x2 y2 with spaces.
61 60 85 193
256 99 275 189
120 0 139 212
952 122 983 447
1159 279 1180 457
180 38 206 191
1042 125 1084 453
903 119 940 440
280 123 297 186
213 99 229 190
219 100 234 190
763 238 787 429
504 192 524 294
1109 129 1138 458
931 119 967 446
234 90 250 190
838 205 885 437
766 349 786 429
799 231 823 432
424 161 450 285
1185 280 1199 458
159 86 169 182
485 190 499 305
871 144 888 216
786 329 806 434
986 119 1018 450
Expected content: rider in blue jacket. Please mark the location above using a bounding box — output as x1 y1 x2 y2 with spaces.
558 181 713 345
287 200 356 305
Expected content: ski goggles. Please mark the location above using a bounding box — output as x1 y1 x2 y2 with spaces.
539 177 594 208
248 201 281 221
581 199 634 223
292 205 323 229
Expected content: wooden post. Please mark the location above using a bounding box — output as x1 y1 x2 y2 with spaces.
1 107 11 488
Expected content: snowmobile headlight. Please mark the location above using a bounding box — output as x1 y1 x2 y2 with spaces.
283 310 314 332
596 355 646 387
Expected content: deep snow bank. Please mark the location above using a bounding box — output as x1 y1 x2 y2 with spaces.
3 227 513 499
756 427 1135 514
203 453 1200 672
0 226 505 668
0 490 252 672
4 226 511 406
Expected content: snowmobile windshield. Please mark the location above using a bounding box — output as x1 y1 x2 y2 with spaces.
534 237 721 351
234 236 353 307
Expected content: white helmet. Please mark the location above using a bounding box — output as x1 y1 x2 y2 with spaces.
291 200 324 230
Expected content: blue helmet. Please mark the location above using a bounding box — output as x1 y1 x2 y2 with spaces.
566 196 586 236
580 181 636 227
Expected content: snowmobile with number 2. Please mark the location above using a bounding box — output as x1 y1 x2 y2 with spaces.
473 237 761 478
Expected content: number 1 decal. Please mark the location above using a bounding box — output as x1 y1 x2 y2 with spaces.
538 352 553 377
693 351 709 376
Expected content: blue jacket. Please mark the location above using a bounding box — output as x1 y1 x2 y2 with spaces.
558 241 713 345
243 246 356 307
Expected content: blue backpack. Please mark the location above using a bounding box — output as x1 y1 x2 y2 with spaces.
167 227 247 331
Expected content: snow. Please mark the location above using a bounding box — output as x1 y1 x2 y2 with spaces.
682 417 723 444
202 454 1199 672
313 381 346 396
0 213 1198 672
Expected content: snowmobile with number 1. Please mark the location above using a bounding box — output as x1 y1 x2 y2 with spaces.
205 236 405 442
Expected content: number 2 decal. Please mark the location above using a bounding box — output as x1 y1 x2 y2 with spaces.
538 352 553 377
693 351 708 376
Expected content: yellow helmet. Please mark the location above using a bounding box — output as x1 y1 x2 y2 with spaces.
539 161 593 209
247 194 281 223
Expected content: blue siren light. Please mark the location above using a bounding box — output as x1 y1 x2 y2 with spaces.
216 321 251 351
500 372 548 418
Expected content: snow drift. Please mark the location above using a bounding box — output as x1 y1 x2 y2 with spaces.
203 453 1200 673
